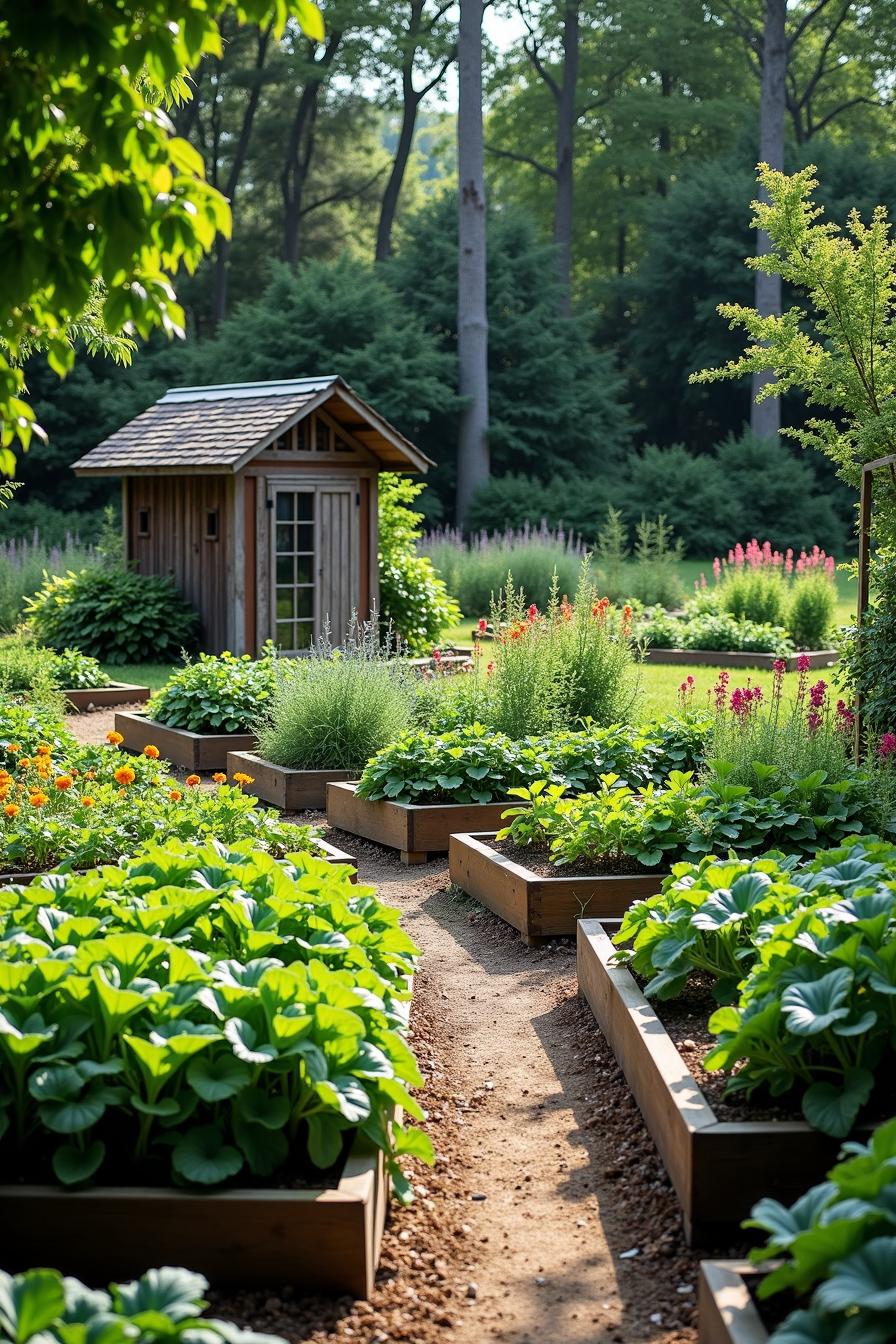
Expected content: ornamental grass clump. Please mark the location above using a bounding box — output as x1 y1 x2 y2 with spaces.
484 559 637 738
0 839 431 1195
149 645 278 734
255 620 416 772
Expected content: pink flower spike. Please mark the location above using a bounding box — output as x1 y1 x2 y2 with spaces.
797 654 811 673
527 603 538 620
713 557 722 581
879 733 896 759
478 617 487 633
772 658 787 677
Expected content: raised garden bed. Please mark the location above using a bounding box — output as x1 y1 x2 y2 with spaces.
227 751 356 811
0 836 356 886
0 1125 388 1297
642 648 838 672
449 831 664 945
576 920 855 1245
114 709 255 772
64 682 150 712
327 781 509 864
698 1262 770 1344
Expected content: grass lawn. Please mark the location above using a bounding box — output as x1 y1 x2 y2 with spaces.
633 660 844 720
100 663 175 693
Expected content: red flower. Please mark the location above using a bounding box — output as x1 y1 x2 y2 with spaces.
879 733 896 759
478 617 488 633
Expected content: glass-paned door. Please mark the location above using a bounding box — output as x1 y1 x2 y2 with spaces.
273 489 315 651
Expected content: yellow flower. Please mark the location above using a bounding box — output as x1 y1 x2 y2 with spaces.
232 772 254 787
35 744 51 757
18 758 31 769
185 774 201 787
213 772 227 784
114 766 136 786
54 776 73 791
81 796 95 808
29 791 49 808
106 731 124 746
143 745 160 759
4 803 19 818
169 789 182 802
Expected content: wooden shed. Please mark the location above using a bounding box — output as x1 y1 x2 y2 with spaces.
72 377 433 655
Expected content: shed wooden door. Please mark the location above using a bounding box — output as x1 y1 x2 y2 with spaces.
269 483 358 651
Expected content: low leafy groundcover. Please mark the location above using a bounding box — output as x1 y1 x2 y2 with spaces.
0 638 107 693
640 606 794 655
0 735 316 874
0 700 76 769
613 836 896 1137
0 1265 283 1344
497 759 888 872
748 1115 896 1344
147 647 278 735
0 839 431 1197
355 717 709 806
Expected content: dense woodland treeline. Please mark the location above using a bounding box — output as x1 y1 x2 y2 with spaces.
11 0 896 552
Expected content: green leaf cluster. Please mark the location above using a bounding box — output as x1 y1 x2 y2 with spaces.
0 839 430 1196
0 635 105 696
378 474 461 656
149 645 278 734
839 548 896 742
0 702 74 769
640 607 793 656
748 1116 896 1344
0 1263 285 1344
355 716 710 807
24 569 199 665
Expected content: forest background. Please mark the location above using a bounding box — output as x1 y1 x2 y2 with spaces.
8 0 896 556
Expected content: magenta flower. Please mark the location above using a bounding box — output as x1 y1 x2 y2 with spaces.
879 733 896 759
807 709 822 734
836 700 856 734
809 679 827 709
797 653 811 673
772 657 787 678
713 556 722 581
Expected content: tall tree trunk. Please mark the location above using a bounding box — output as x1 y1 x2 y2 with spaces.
456 0 489 528
281 34 342 268
376 76 421 262
553 1 579 312
752 0 786 439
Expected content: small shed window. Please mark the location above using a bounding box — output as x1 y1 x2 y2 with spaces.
205 509 220 541
137 507 150 537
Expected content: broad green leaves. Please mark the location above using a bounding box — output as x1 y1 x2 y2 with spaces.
0 839 430 1197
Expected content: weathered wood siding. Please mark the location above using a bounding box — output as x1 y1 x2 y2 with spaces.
126 475 229 651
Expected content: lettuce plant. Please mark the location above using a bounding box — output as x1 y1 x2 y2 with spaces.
0 1265 284 1344
0 840 431 1197
747 1116 896 1343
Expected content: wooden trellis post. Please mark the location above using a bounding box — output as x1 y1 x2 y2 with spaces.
855 453 896 761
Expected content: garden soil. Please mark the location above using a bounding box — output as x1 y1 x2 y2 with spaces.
67 710 725 1344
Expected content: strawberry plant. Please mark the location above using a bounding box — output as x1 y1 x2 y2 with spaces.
0 840 431 1197
747 1116 896 1343
0 1265 285 1344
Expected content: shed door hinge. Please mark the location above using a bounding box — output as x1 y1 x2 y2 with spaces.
266 498 274 509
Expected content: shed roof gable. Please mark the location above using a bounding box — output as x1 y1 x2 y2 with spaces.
72 376 433 476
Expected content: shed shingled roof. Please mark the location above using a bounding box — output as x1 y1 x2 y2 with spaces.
72 376 432 475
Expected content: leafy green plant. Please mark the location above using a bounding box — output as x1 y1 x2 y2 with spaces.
747 1116 896 1343
378 475 461 654
787 570 837 650
149 647 277 734
0 634 105 694
640 607 793 654
0 1265 284 1344
0 700 73 769
840 548 896 741
0 840 430 1196
24 568 199 665
256 621 415 771
626 515 685 608
719 565 787 627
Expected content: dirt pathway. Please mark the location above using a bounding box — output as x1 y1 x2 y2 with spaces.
67 711 701 1344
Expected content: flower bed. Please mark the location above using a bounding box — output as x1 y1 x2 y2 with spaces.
114 710 255 771
0 841 430 1293
0 735 321 875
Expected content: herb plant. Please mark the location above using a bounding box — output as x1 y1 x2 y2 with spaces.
747 1116 896 1344
0 840 431 1196
0 700 74 769
0 635 106 695
0 1265 284 1344
148 646 278 734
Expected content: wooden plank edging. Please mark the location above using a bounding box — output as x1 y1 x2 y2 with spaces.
227 751 357 810
114 710 256 772
576 920 854 1244
698 1262 770 1344
449 832 665 944
65 683 150 712
327 782 509 864
642 648 838 671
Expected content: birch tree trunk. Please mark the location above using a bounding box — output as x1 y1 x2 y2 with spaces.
456 0 489 527
752 0 786 439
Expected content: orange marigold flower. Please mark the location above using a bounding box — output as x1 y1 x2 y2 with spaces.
54 776 73 791
85 770 96 781
35 744 51 757
185 774 201 787
232 772 254 787
143 745 160 759
81 797 95 808
6 745 19 755
18 758 31 769
213 772 227 784
29 791 49 808
114 766 136 786
3 803 19 818
0 786 8 801
106 731 124 746
169 789 182 802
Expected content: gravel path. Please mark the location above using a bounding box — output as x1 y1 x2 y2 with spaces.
67 711 704 1343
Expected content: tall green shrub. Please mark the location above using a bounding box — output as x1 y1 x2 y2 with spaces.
378 474 460 652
